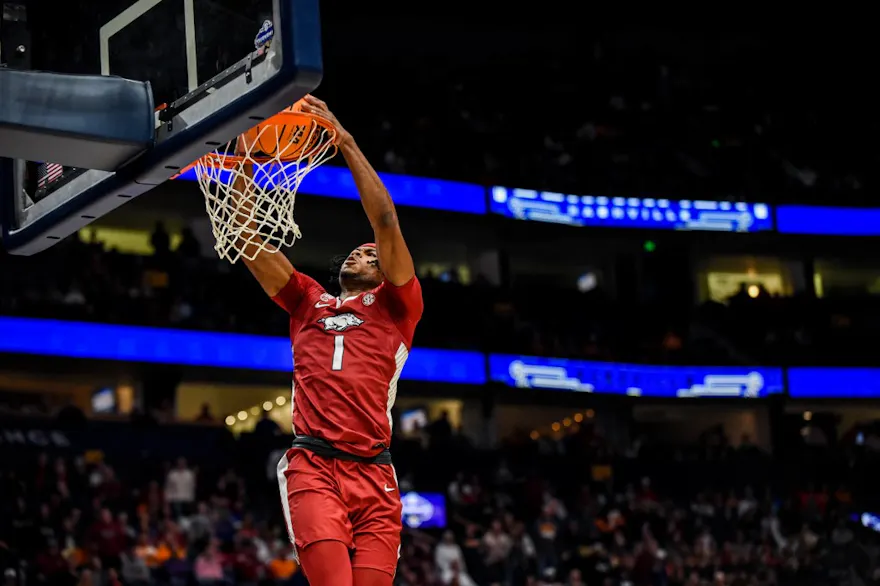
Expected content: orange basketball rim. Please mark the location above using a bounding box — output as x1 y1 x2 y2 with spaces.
175 99 339 175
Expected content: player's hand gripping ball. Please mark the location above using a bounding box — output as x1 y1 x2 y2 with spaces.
239 98 323 160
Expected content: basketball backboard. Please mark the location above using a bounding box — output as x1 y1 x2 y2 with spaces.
0 0 322 255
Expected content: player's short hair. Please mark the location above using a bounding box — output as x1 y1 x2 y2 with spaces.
328 247 381 293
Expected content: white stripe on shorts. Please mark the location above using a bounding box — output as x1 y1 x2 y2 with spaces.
276 453 298 561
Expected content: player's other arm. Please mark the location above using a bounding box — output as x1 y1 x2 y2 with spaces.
230 163 314 313
301 96 416 287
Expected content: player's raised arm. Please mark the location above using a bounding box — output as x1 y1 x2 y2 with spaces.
301 96 416 287
229 162 325 316
230 162 296 296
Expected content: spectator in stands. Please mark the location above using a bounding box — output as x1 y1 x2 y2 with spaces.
150 222 170 258
86 508 125 569
34 541 68 585
253 411 281 437
164 458 196 517
483 519 513 584
119 543 150 586
176 227 201 259
195 403 215 423
185 502 214 551
193 540 225 585
266 543 298 585
230 539 263 586
435 530 476 586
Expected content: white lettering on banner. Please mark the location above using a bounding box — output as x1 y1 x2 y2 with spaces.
0 428 71 448
492 186 771 233
507 360 766 398
508 361 594 393
676 373 765 398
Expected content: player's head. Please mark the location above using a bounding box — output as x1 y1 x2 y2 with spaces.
337 243 383 291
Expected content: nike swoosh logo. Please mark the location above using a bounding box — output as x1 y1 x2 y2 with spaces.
315 302 332 308
383 484 395 493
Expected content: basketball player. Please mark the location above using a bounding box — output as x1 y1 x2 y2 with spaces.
234 95 422 586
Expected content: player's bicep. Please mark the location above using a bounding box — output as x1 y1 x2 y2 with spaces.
375 221 415 287
243 251 295 298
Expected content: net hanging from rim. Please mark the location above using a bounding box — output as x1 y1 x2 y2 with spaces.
190 103 339 264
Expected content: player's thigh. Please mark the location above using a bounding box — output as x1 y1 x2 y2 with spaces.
299 540 354 586
345 463 402 576
350 531 400 578
277 449 353 550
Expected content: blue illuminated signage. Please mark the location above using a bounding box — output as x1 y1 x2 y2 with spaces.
15 318 880 400
0 317 486 385
169 161 880 239
175 164 487 215
488 354 783 398
489 186 773 232
787 367 880 398
777 205 880 236
401 492 446 529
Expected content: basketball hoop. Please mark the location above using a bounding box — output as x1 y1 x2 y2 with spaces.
190 102 339 263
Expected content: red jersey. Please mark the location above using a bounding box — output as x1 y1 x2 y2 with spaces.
273 270 423 457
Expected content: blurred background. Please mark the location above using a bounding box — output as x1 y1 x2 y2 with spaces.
4 16 880 586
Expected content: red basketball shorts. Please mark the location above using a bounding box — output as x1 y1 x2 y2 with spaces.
276 447 403 577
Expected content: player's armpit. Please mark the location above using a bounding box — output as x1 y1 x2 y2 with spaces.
272 270 325 315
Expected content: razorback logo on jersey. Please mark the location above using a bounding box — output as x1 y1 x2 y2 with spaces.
318 313 364 332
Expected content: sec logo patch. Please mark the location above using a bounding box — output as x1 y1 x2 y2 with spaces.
362 293 375 306
320 293 334 303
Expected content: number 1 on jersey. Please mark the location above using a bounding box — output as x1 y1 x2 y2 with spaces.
331 335 345 371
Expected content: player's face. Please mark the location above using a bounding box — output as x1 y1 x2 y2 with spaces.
339 246 382 287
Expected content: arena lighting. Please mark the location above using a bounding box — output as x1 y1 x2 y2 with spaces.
276 396 286 406
225 416 236 426
237 411 247 421
263 401 273 411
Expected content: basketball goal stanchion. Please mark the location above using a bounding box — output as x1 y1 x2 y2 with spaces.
186 100 339 264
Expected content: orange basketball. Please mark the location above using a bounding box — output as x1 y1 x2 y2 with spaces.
239 99 320 160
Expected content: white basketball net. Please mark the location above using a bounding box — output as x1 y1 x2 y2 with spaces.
194 118 337 264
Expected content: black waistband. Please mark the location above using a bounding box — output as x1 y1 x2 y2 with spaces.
291 435 392 465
